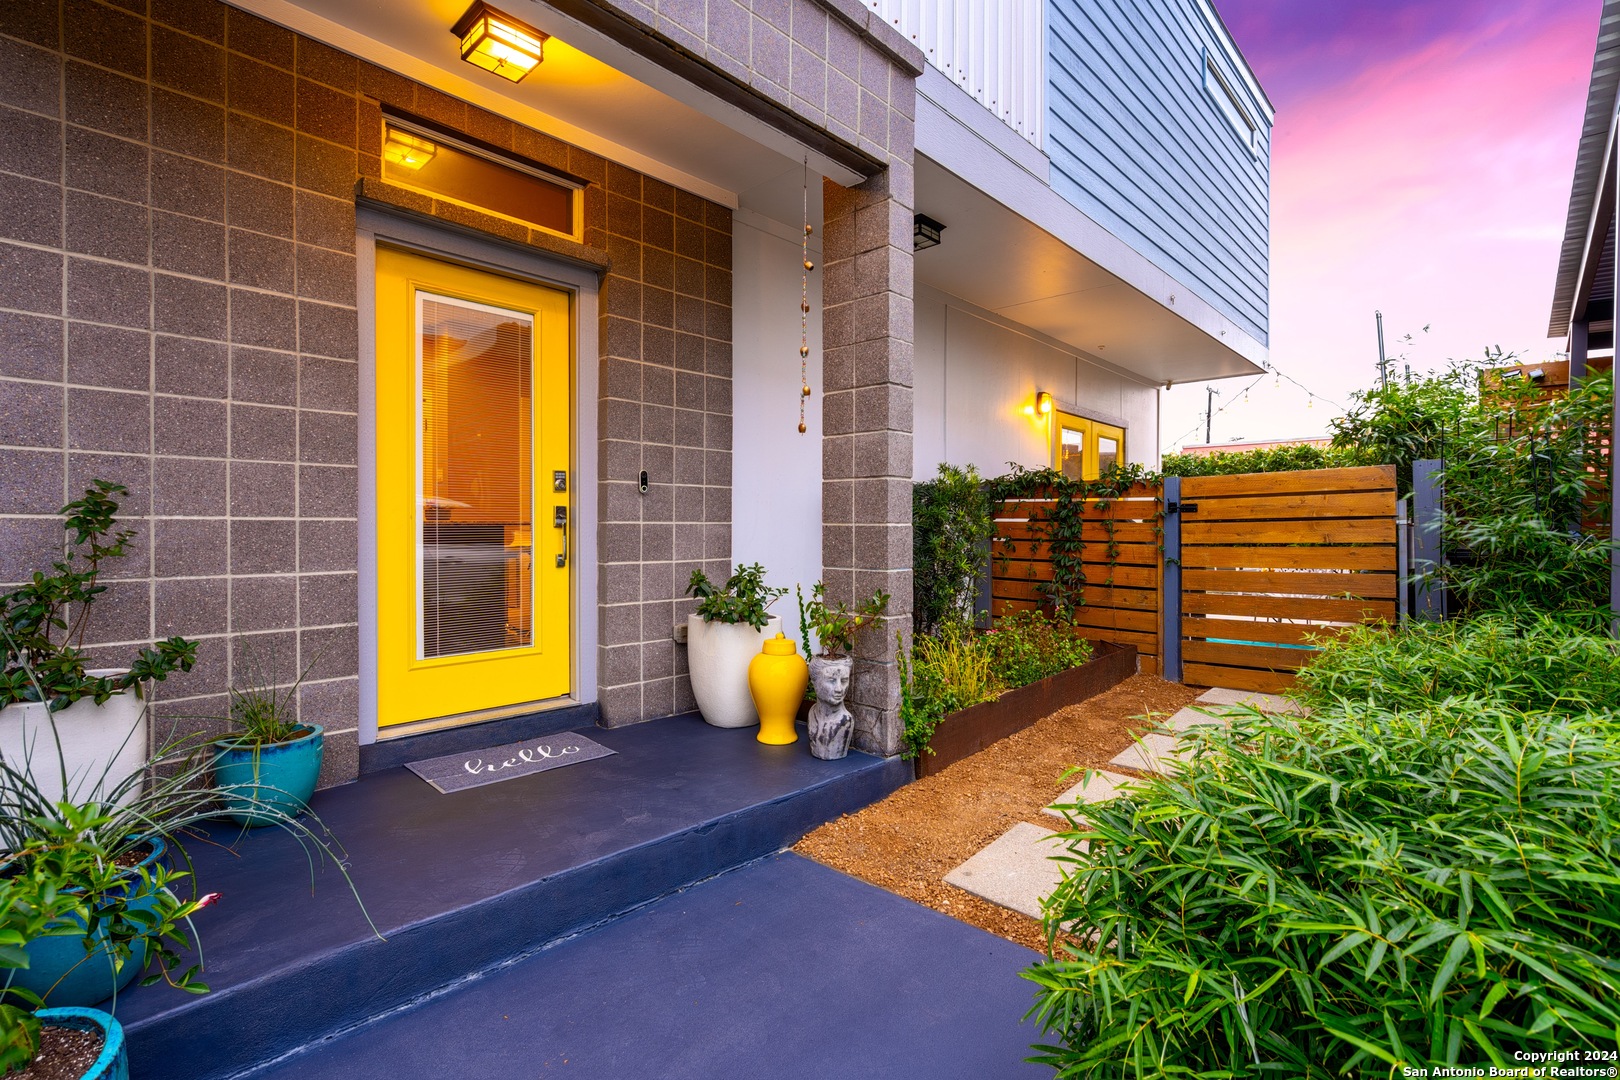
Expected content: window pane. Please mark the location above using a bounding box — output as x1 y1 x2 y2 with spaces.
1097 436 1119 474
420 294 534 659
385 125 573 236
1060 425 1086 480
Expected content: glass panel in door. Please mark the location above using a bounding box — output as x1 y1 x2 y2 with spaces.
1058 422 1087 480
419 295 533 659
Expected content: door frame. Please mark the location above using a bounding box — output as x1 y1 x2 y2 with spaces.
355 207 600 746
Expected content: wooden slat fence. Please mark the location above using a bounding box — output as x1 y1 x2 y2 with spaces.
990 483 1165 675
1178 466 1399 693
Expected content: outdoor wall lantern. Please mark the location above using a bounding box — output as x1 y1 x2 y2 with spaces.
453 2 548 83
913 213 946 250
382 128 438 170
1024 391 1054 419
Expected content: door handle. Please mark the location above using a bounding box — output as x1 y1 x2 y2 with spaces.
553 505 568 568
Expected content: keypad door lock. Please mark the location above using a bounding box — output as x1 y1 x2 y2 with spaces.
553 470 568 492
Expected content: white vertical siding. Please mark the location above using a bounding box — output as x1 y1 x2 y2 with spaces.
864 0 1046 148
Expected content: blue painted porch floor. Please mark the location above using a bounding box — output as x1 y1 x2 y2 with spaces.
115 713 913 1079
245 852 1049 1080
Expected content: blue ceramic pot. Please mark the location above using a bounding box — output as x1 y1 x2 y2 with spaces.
35 1008 129 1080
9 838 168 1009
212 725 324 828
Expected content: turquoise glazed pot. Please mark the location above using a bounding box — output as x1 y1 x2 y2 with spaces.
10 839 168 1009
213 725 324 827
35 1008 129 1080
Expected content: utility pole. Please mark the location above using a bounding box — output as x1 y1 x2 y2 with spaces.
1376 310 1388 389
1205 386 1214 444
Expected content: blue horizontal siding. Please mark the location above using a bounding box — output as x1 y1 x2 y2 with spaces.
1046 0 1270 343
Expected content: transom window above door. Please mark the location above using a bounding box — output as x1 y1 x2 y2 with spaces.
382 118 582 239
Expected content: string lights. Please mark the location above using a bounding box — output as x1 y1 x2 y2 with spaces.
798 159 813 434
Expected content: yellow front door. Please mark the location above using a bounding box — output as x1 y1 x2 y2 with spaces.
374 247 572 728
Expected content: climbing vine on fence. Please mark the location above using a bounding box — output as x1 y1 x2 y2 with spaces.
985 462 1163 612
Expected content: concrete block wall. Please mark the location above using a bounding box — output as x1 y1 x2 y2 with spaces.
0 0 735 776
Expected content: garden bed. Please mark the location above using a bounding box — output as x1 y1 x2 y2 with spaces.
916 641 1137 779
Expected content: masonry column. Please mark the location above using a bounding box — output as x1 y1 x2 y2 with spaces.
822 147 915 757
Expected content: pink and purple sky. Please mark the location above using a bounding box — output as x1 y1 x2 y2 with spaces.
1161 0 1599 451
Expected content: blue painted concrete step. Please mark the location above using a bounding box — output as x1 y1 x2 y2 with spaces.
240 853 1050 1080
117 715 910 1080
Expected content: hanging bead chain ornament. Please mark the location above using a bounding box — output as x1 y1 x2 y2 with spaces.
798 159 813 434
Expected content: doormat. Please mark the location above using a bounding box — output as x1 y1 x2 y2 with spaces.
405 732 616 794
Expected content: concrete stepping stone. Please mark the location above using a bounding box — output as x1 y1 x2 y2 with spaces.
1043 769 1135 820
1196 687 1308 716
1108 732 1183 775
944 822 1075 920
1161 706 1232 733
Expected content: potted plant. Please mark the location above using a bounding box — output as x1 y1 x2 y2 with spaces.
0 639 371 1013
799 584 889 760
684 565 786 728
1 805 211 1018
210 656 323 828
0 482 196 808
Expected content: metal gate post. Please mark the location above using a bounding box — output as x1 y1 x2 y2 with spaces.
1412 459 1446 620
1161 476 1183 682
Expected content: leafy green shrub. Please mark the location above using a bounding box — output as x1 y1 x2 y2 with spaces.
983 609 1092 688
1 481 196 710
685 563 786 629
1328 364 1482 495
799 582 889 658
1296 614 1620 714
1433 372 1615 618
913 463 994 638
1161 443 1369 477
1029 697 1620 1077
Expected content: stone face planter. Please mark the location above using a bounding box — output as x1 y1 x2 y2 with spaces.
686 614 782 728
0 671 146 810
213 725 325 827
915 641 1138 779
34 1008 129 1080
806 654 855 760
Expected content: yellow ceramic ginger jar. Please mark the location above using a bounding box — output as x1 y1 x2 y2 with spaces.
747 633 809 745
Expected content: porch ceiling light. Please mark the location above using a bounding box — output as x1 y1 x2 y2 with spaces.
913 213 945 251
382 128 438 171
453 3 548 83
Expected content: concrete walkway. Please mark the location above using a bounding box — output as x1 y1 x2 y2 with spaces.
245 853 1050 1080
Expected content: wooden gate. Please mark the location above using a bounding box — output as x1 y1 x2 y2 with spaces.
987 466 1400 692
1172 466 1399 693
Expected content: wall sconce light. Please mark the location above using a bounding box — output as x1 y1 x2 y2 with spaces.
1024 391 1054 418
382 128 438 170
913 213 946 251
453 2 548 83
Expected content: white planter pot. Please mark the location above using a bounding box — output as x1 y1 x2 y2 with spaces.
686 614 781 728
0 670 147 807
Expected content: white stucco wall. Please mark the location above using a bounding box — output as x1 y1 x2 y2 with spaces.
730 205 823 650
912 284 1160 481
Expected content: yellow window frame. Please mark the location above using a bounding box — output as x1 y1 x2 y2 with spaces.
1052 411 1126 481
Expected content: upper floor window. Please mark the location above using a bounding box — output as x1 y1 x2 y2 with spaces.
1202 50 1259 158
382 118 582 239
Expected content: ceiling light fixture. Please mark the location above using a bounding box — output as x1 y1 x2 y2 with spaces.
453 2 548 83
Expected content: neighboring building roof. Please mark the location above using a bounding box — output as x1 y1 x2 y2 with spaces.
1177 436 1330 456
1548 0 1620 337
